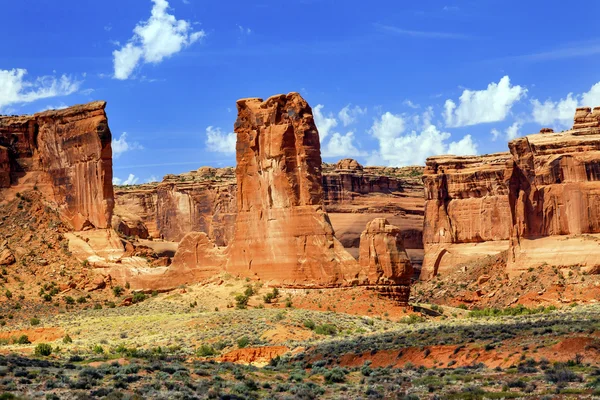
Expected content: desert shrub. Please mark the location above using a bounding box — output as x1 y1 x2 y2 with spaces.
64 296 75 305
303 319 316 330
324 367 347 383
545 365 583 383
63 334 73 344
196 345 217 357
113 286 123 297
244 285 255 297
235 294 249 309
77 296 87 304
315 324 337 335
92 344 104 354
237 336 249 348
132 292 146 304
30 317 40 326
13 335 30 344
263 288 280 304
400 315 426 324
94 303 102 310
5 289 11 299
34 343 52 357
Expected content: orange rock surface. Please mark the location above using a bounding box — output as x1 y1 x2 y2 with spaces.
0 102 114 230
421 153 512 279
225 93 361 286
359 218 412 286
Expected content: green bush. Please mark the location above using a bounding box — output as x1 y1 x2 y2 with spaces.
13 335 30 344
5 289 11 299
30 318 40 326
132 292 146 304
315 324 337 335
324 367 347 383
34 343 52 356
92 344 104 354
303 319 316 330
196 345 217 357
235 294 249 309
63 334 73 344
64 296 75 305
237 336 250 348
76 296 87 304
112 286 123 297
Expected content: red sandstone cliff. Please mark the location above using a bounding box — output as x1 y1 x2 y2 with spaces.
225 93 361 286
420 154 512 279
0 102 114 230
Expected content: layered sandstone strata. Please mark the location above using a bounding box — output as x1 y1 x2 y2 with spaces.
114 160 425 267
225 93 361 286
421 153 512 279
359 218 413 303
0 102 114 230
114 167 236 244
507 107 600 274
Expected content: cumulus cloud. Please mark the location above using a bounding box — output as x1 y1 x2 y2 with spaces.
314 104 366 159
313 104 337 141
205 126 236 154
369 110 477 166
0 68 81 113
532 81 600 128
112 132 144 158
444 76 526 127
338 105 366 126
322 132 365 158
113 0 205 80
491 121 522 142
113 174 139 186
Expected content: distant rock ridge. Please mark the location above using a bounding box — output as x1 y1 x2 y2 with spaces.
0 102 114 230
421 106 600 279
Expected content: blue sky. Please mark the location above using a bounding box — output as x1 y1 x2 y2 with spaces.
2 0 600 184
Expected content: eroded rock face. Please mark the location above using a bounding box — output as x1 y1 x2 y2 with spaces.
359 218 412 286
168 232 224 282
225 93 361 286
507 107 600 274
421 154 512 279
0 102 114 230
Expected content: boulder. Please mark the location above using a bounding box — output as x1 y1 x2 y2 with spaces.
0 249 15 265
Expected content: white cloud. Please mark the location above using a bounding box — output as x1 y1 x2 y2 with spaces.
313 104 337 142
0 68 81 113
338 105 366 126
205 126 236 154
531 81 600 128
444 76 526 127
112 132 143 158
145 175 159 183
113 174 139 186
403 100 420 109
491 121 522 142
113 0 205 80
369 111 477 166
322 132 365 158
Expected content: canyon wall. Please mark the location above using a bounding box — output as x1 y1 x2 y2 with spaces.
0 102 114 230
507 107 600 274
114 161 424 265
421 106 600 279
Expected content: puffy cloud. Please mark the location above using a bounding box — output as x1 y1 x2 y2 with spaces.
314 104 365 159
338 105 366 126
532 81 600 128
113 174 139 186
313 104 337 141
205 126 236 154
444 76 526 127
322 132 365 158
491 121 522 142
369 111 477 166
113 0 205 80
112 132 143 158
0 68 81 113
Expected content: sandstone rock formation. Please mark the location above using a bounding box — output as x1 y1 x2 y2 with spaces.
225 93 361 286
168 232 224 282
114 161 425 267
421 154 512 279
506 107 600 274
359 218 412 303
0 102 114 230
421 106 600 279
